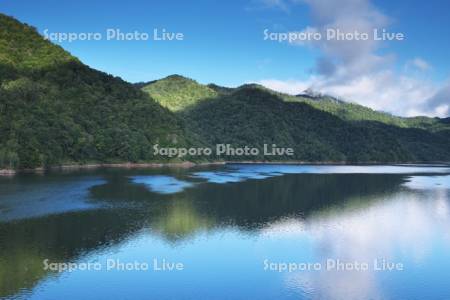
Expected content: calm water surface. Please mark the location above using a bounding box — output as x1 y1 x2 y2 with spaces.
1 164 450 300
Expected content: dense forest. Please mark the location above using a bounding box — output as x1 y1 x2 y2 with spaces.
142 76 450 162
1 13 449 169
0 14 192 169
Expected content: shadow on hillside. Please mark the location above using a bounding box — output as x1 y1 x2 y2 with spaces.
176 86 450 162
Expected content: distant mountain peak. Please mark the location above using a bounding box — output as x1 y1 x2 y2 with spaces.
164 74 193 81
238 83 267 90
134 75 194 89
140 74 217 111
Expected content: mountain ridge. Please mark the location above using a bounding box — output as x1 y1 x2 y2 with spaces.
0 14 192 169
1 14 449 169
141 75 450 162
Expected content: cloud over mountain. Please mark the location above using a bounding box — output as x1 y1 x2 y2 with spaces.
258 0 448 117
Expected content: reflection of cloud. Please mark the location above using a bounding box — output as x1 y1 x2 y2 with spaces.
259 185 450 299
403 175 450 190
261 218 305 237
403 176 450 244
192 164 450 185
130 175 193 194
286 269 383 300
309 191 450 262
191 169 275 184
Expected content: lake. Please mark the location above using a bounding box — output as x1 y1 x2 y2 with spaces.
1 164 450 300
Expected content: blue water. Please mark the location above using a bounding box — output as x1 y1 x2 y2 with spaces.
0 164 449 300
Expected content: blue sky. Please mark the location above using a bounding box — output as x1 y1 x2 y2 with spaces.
1 0 449 116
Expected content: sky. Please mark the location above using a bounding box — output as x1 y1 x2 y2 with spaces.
0 0 449 117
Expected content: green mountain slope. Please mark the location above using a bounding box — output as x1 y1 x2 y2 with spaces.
206 83 235 96
183 87 409 161
141 75 218 111
0 14 190 169
142 77 450 162
286 92 446 131
1 14 449 169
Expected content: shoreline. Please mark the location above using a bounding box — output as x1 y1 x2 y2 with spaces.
1 160 450 176
0 161 225 176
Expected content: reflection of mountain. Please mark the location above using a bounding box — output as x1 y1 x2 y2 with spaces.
150 199 215 241
0 170 425 298
89 171 407 234
0 208 141 298
171 174 406 229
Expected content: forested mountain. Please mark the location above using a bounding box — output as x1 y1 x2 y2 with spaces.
142 76 450 162
140 75 218 111
1 13 449 170
0 14 191 169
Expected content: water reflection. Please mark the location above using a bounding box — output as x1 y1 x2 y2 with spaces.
131 175 194 194
0 176 106 222
403 175 450 190
193 164 450 184
276 190 450 300
0 165 449 299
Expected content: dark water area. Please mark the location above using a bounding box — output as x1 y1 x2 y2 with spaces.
0 164 449 300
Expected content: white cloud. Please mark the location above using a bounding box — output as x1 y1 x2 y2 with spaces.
407 57 432 71
422 81 450 117
258 72 440 117
256 0 449 117
258 78 312 95
294 0 390 79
